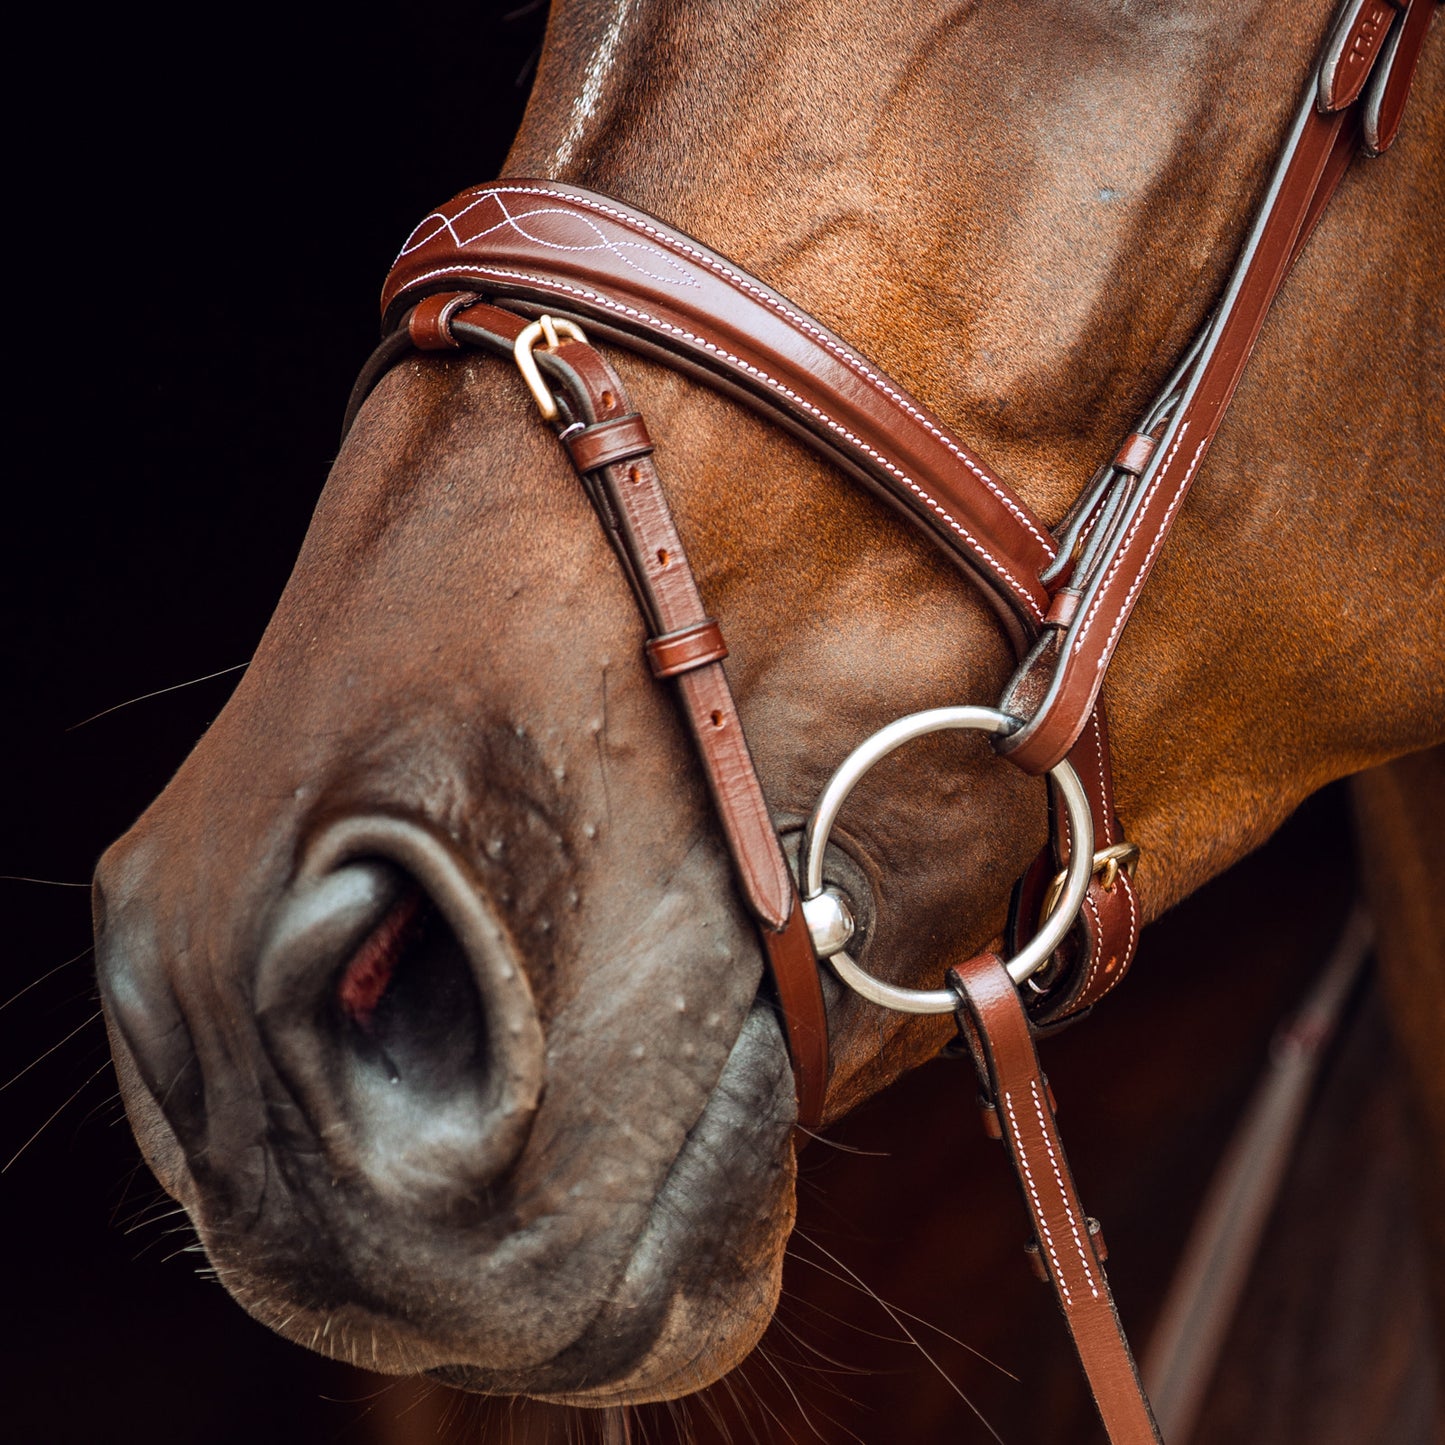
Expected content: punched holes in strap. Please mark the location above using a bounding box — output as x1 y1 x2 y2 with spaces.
646 619 729 678
565 413 654 473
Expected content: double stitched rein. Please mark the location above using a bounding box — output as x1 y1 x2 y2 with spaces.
342 3 1434 1439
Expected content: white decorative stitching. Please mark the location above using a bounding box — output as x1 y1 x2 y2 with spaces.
397 193 702 290
1090 712 1114 846
1002 1088 1071 1303
400 259 1048 621
408 185 1056 562
1027 1079 1100 1299
1079 874 1137 1008
1075 713 1113 1003
1116 874 1139 997
1076 712 1138 1006
1091 434 1208 667
1080 889 1107 1002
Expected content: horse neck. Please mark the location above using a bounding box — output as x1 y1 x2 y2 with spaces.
503 0 1445 910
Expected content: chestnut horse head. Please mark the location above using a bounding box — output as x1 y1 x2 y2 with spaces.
95 0 1442 1410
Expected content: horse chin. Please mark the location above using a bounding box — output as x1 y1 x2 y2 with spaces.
172 996 797 1401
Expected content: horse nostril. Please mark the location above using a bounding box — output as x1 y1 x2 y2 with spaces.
256 818 545 1211
335 887 423 1038
331 888 490 1103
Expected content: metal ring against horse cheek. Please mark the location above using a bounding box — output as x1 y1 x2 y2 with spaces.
797 706 1096 1014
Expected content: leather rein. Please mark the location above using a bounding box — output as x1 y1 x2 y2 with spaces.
341 3 1434 1438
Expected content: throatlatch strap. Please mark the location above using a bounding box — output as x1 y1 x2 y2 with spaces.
949 952 1161 1445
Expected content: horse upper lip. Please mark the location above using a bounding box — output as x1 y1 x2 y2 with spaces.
428 996 798 1400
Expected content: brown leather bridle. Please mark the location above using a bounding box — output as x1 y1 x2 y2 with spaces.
341 3 1435 1438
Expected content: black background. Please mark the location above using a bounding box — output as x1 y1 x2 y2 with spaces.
5 7 549 1441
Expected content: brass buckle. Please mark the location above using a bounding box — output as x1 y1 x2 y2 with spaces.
1040 841 1140 921
513 314 588 422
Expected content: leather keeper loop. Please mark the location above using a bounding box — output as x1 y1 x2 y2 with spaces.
1045 588 1084 629
646 619 728 678
1112 432 1157 476
408 291 476 350
566 413 654 473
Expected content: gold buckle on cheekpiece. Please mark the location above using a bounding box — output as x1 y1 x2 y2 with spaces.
1041 842 1141 920
513 315 589 421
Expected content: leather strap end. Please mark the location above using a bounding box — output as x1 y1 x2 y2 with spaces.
979 1097 1004 1140
950 951 1161 1444
763 898 830 1131
1363 0 1434 155
1318 0 1398 113
566 413 654 473
646 619 729 678
408 291 477 350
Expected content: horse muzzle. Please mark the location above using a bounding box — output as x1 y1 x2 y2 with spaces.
97 815 545 1220
93 780 799 1390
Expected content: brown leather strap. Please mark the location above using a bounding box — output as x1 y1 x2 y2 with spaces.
1025 706 1140 1024
408 291 473 349
558 341 831 1123
994 0 1434 772
564 412 654 472
1318 0 1401 113
353 0 1434 1111
374 194 1146 1023
380 183 1056 649
412 298 831 1124
1363 0 1439 155
949 952 1161 1445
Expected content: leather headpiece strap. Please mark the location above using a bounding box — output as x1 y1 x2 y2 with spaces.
343 2 1435 1438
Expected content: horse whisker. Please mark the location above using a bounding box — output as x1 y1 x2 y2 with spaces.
66 660 249 731
789 1230 1009 1442
714 1365 770 1445
2 1008 103 1092
0 946 93 1013
121 1204 187 1236
765 1313 875 1379
751 1341 847 1445
734 1355 801 1445
3 1059 113 1172
789 1126 890 1158
788 1236 1019 1380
